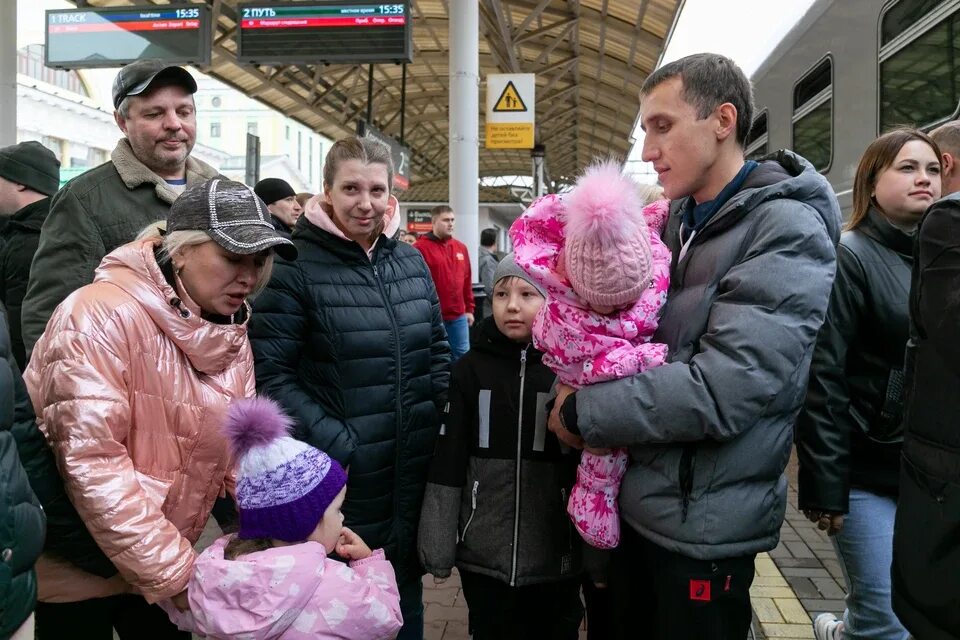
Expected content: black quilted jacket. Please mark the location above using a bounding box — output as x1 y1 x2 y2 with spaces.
250 216 450 585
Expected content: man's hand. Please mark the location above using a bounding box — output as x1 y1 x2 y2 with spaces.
548 383 584 449
336 526 373 560
170 589 190 611
465 312 475 327
803 510 844 536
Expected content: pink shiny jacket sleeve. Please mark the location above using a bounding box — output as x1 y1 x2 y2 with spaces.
27 327 195 602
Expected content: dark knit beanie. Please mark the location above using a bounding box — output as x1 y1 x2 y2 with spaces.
254 178 297 206
0 142 60 196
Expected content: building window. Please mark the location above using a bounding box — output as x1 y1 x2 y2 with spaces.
309 138 314 182
210 122 221 138
211 96 222 108
792 56 832 172
880 1 960 132
286 125 291 140
745 110 769 161
297 131 302 170
247 121 258 136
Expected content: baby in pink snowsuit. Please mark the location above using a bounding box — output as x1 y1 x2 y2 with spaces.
161 397 403 640
510 161 671 550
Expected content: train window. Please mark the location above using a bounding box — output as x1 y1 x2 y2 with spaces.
882 0 943 45
793 57 833 172
746 111 768 160
879 2 960 131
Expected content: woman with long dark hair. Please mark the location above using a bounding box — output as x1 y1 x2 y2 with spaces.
797 128 942 640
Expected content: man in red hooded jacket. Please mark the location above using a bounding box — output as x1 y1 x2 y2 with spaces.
415 205 475 360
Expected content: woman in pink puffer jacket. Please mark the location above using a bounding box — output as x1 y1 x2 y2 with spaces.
510 161 672 551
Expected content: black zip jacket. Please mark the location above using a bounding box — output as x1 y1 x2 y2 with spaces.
797 208 909 514
0 198 49 369
418 317 580 587
892 193 960 640
250 216 450 586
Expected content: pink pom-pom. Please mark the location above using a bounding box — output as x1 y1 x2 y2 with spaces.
223 397 294 459
564 160 648 245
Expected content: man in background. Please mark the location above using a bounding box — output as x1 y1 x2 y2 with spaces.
477 228 499 320
415 205 475 360
255 177 303 237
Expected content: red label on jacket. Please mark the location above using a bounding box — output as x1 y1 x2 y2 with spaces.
689 579 711 601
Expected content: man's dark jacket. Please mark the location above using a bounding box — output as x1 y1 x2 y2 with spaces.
0 303 45 637
0 198 49 369
575 151 841 561
892 193 960 640
250 217 450 586
797 208 910 514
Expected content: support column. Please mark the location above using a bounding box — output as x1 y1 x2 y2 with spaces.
532 144 546 198
0 1 17 146
449 1 480 276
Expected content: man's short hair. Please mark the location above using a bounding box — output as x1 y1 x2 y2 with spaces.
431 205 453 219
930 120 960 158
480 228 498 246
641 53 755 147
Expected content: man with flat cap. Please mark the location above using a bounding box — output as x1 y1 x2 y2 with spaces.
254 177 303 238
0 141 60 369
20 60 220 358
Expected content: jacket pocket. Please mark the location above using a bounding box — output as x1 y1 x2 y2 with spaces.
458 480 479 542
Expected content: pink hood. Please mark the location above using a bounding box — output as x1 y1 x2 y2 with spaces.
162 536 402 640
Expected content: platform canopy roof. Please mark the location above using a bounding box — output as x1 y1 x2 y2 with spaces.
70 0 682 189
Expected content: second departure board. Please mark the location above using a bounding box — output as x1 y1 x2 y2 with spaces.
236 2 412 64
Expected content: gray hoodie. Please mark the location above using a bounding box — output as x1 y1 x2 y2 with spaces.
577 150 841 560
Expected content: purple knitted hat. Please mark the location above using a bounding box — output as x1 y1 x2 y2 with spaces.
224 397 347 542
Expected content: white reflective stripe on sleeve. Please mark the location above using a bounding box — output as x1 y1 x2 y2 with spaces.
478 389 492 448
533 392 550 452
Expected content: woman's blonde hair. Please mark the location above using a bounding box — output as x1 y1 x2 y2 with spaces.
323 136 394 191
137 221 275 295
636 183 665 206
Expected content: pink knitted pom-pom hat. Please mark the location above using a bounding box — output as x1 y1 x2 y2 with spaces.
562 160 653 309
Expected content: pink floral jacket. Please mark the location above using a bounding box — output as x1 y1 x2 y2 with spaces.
161 536 402 639
510 195 672 387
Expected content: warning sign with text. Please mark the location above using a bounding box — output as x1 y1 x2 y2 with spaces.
486 73 535 149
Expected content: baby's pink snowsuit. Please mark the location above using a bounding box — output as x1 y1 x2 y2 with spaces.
160 536 403 639
511 185 671 550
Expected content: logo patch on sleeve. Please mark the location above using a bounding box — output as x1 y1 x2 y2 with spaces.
689 579 711 601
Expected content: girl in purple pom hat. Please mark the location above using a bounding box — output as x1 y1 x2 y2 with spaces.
161 397 403 640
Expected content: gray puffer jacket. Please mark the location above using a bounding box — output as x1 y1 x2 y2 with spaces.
577 151 841 560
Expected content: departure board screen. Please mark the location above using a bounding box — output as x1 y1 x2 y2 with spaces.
45 5 211 68
236 2 412 64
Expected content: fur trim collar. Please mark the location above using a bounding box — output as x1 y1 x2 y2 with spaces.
111 138 220 205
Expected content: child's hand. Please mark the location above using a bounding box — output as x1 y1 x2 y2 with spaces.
584 446 611 455
170 588 191 611
336 526 372 560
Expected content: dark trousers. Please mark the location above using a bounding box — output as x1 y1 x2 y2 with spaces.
608 525 756 640
396 576 424 640
460 570 584 640
35 594 189 640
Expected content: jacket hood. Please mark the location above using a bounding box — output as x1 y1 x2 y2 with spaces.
302 193 401 246
94 237 251 376
187 538 324 639
683 150 842 245
111 138 219 205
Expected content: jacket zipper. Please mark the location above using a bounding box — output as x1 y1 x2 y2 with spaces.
460 480 479 541
510 345 529 586
679 445 697 523
372 263 404 532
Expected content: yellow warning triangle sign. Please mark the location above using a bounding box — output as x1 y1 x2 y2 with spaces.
493 81 528 112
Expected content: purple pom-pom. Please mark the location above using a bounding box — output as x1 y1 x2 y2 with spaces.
224 397 294 459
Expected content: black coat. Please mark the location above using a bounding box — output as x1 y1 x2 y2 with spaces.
418 318 580 586
797 209 910 514
0 303 45 636
250 217 450 585
0 198 49 370
892 194 960 640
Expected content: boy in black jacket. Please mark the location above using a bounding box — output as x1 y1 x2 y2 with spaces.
418 254 583 639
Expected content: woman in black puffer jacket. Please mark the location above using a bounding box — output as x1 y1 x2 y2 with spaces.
797 128 942 640
0 302 45 639
250 136 450 640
